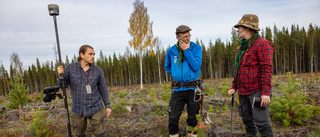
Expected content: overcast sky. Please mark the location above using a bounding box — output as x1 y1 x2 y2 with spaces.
0 0 319 72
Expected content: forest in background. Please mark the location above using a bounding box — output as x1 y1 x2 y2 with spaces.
0 23 319 95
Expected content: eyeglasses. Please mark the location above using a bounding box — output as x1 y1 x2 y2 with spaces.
180 34 191 39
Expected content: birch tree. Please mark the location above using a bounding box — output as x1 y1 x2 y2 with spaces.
154 37 163 84
128 0 155 89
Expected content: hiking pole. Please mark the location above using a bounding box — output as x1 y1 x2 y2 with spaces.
230 94 234 137
200 93 204 115
48 4 72 137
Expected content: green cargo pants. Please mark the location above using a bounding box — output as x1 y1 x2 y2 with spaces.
71 109 107 137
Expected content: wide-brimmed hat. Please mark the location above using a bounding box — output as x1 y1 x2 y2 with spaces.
234 14 260 31
175 25 191 34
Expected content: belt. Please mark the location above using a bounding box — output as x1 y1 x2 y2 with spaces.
171 80 198 89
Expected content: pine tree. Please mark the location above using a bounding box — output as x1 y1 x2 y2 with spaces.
6 74 29 109
270 72 312 127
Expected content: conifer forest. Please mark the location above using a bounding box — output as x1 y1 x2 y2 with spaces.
0 24 319 95
0 23 320 136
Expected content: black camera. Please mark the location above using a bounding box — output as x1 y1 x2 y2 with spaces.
252 97 265 108
43 86 63 102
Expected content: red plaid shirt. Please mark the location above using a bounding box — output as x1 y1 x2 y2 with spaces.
232 36 273 96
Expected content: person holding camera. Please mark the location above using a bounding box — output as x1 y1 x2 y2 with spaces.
228 14 274 136
164 25 203 137
57 45 111 137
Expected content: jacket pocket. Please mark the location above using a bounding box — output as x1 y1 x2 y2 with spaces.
71 74 82 86
90 75 99 85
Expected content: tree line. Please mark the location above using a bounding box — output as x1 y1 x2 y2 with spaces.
0 23 319 95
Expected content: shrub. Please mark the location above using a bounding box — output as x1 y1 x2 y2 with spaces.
187 114 210 137
112 102 128 115
217 81 230 98
149 88 157 101
159 83 171 102
270 72 312 127
308 130 320 137
309 98 320 117
207 86 216 99
208 105 214 113
118 92 127 98
28 110 53 137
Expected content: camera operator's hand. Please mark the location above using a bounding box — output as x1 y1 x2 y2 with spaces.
106 108 112 118
57 66 64 79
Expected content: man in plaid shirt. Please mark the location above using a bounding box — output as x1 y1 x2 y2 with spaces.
57 45 111 137
228 14 274 137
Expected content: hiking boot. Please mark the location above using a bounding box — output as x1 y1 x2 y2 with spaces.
170 133 179 137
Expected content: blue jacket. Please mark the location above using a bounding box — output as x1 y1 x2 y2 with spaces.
164 41 202 92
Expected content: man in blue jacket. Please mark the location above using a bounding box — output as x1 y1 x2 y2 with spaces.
165 25 202 137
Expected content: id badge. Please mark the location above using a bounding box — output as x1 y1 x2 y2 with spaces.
86 85 92 94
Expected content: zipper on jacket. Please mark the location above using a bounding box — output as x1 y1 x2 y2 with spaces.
181 58 184 83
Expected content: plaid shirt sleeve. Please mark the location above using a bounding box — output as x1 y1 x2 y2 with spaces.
257 38 273 96
97 67 111 108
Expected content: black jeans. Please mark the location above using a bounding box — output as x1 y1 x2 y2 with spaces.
238 90 273 137
168 90 201 135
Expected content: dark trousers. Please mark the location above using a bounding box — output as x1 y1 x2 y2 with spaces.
168 90 201 135
238 90 273 137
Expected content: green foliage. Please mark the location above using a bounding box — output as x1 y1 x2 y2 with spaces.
29 93 45 102
309 98 320 117
6 74 30 109
28 110 53 137
273 82 281 88
112 101 128 115
159 83 171 102
217 81 230 98
187 114 210 137
270 72 312 127
208 105 214 113
308 130 320 137
149 88 157 101
118 92 127 98
207 85 216 99
0 98 3 104
151 104 167 116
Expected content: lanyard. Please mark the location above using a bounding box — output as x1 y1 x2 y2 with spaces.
81 67 92 85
